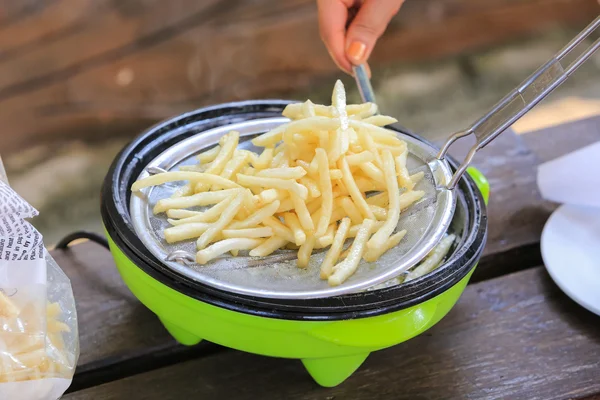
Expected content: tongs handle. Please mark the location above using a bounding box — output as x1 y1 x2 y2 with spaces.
438 15 600 190
353 64 377 105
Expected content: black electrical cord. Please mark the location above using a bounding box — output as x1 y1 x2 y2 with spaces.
55 231 109 251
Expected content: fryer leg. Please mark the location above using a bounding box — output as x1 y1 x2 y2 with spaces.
301 352 369 387
159 317 203 346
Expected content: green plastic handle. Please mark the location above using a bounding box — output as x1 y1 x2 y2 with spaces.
466 166 489 205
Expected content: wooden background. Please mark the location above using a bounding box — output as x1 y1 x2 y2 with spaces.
0 0 597 154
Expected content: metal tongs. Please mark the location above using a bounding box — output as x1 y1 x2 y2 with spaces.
353 15 600 189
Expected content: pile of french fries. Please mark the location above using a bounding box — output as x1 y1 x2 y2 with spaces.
132 81 425 286
0 293 72 382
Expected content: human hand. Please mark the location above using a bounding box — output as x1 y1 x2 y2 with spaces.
317 0 405 74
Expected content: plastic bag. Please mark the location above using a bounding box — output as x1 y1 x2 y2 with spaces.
0 157 79 400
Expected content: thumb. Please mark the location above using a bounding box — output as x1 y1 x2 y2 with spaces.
345 0 404 65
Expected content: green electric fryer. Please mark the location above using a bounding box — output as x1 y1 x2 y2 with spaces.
100 100 489 387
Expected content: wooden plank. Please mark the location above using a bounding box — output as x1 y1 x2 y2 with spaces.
63 267 600 400
0 0 596 153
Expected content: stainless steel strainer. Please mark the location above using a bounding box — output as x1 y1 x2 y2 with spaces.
130 15 599 299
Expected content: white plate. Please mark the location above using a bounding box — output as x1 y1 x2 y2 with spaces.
541 204 600 316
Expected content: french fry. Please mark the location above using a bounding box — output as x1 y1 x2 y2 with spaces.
254 148 275 170
367 150 401 253
395 149 414 190
153 189 238 214
196 238 263 264
346 151 374 165
228 200 281 229
236 174 308 200
132 172 240 192
283 213 307 245
197 132 240 191
291 193 315 232
363 229 407 262
221 227 273 238
340 197 363 225
256 166 306 180
297 236 316 268
196 190 246 249
406 234 456 281
361 115 398 126
328 219 375 286
263 216 296 243
339 157 375 219
249 236 288 257
164 222 211 244
167 197 232 225
358 162 385 184
316 224 336 248
299 176 321 198
315 148 333 237
320 218 351 278
410 171 425 185
196 145 221 163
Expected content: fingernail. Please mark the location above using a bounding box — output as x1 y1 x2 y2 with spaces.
347 41 367 63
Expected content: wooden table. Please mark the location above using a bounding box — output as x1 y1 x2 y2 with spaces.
57 116 600 399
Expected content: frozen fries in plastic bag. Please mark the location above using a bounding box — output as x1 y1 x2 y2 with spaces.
0 159 78 400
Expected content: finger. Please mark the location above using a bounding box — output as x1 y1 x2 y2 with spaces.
345 0 404 65
317 0 355 74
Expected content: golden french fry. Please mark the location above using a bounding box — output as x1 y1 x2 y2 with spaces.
400 190 425 210
299 176 321 198
200 131 240 184
229 200 281 229
320 218 351 278
154 189 238 214
297 236 316 268
170 183 194 198
346 151 374 165
221 227 273 238
167 209 201 219
236 174 308 200
196 238 263 264
338 157 375 219
166 198 232 226
306 197 322 215
340 197 363 225
328 219 375 286
132 172 241 192
277 197 295 213
363 229 407 262
395 150 414 191
196 190 246 249
254 148 274 169
316 224 336 247
348 220 385 237
410 171 425 185
263 216 296 243
358 161 385 184
291 192 315 232
250 236 288 257
196 145 221 163
361 115 398 126
367 150 401 252
164 222 212 244
369 204 388 220
220 151 250 181
366 192 388 207
406 234 456 281
315 148 333 237
256 166 306 180
283 213 307 245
